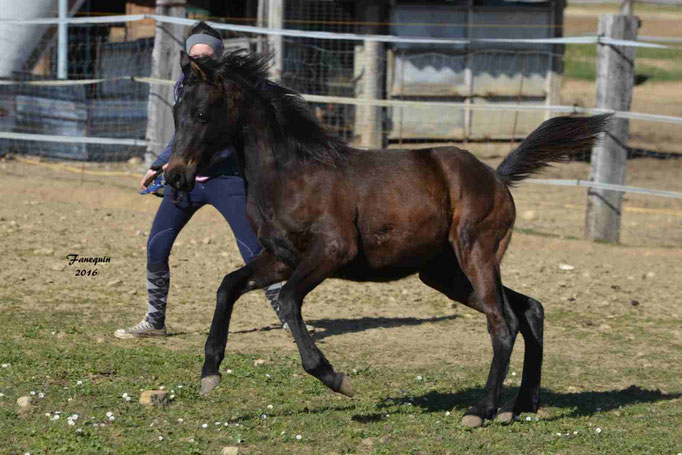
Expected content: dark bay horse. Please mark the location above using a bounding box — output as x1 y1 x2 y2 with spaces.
165 50 610 427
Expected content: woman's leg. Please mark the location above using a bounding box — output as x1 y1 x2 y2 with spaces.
205 176 286 325
143 190 201 329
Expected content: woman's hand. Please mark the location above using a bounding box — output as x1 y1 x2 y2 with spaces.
140 163 168 190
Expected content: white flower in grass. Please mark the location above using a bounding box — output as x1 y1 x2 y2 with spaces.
0 393 4 397
76 428 83 433
108 416 115 421
226 369 233 374
30 391 36 396
177 418 184 423
511 372 517 376
416 375 423 381
556 432 562 436
215 422 222 426
38 392 45 398
159 386 165 390
71 414 79 420
280 431 285 435
525 416 532 421
267 404 273 410
105 412 113 418
177 385 183 389
68 420 75 426
52 415 60 421
201 423 208 429
67 398 73 402
76 380 83 386
445 411 450 416
122 393 129 399
295 434 302 441
158 436 164 441
1 363 9 368
595 428 602 434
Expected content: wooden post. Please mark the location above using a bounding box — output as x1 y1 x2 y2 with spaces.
144 0 187 168
354 4 384 149
267 0 283 81
256 0 268 54
544 0 563 121
620 0 634 16
585 14 638 243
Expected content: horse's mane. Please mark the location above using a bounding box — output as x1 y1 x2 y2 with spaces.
197 50 349 166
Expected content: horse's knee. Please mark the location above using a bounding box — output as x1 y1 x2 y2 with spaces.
216 273 240 303
276 293 298 322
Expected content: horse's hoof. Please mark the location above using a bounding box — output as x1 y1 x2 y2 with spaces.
461 414 484 428
336 373 354 398
200 374 221 396
497 411 515 424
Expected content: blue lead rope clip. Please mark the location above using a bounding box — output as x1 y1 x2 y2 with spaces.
139 173 166 195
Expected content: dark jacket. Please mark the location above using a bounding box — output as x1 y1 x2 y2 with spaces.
150 74 240 178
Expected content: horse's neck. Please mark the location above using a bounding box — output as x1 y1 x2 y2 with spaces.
240 114 281 196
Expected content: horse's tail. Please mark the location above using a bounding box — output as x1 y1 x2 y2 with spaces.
496 114 612 187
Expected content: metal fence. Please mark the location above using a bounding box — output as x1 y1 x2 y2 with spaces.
0 13 681 165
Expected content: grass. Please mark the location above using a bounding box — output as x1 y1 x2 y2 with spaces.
1 308 680 454
564 44 682 81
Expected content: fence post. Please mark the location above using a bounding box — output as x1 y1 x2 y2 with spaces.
267 0 283 81
358 39 384 148
584 14 638 243
57 0 68 79
144 1 187 169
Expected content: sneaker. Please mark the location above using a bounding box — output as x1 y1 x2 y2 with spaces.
114 317 166 339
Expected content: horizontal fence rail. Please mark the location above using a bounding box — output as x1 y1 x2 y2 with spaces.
0 14 678 49
2 77 682 125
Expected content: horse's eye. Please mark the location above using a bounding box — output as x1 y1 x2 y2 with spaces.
197 112 208 122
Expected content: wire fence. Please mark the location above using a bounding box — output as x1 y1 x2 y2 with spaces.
0 13 681 170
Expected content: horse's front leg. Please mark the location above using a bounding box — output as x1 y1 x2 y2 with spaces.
278 237 355 397
201 251 291 395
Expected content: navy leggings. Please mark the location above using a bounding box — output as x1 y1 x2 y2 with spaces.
147 175 261 268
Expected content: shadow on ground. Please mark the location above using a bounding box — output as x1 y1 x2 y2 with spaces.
230 315 458 340
371 384 681 420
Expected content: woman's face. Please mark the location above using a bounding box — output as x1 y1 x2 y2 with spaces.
189 43 215 58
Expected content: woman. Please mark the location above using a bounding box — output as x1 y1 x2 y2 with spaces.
115 21 285 338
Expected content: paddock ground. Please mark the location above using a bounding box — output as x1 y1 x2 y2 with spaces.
0 152 680 454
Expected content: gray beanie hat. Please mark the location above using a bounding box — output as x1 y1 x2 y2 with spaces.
185 33 224 57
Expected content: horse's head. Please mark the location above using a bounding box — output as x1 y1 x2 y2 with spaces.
165 52 245 191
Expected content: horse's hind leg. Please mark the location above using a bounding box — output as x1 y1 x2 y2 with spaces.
201 250 291 395
497 287 543 421
420 251 543 425
420 238 520 427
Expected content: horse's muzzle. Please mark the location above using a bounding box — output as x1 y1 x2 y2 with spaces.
165 168 196 192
